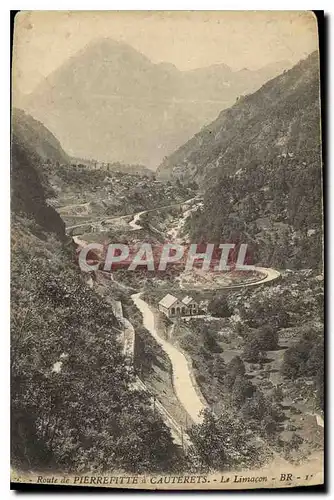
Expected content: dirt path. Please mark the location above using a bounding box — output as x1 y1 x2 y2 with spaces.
131 292 206 424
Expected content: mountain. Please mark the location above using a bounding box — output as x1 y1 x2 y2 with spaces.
157 52 319 181
164 51 322 270
20 38 291 169
12 108 69 164
11 109 67 237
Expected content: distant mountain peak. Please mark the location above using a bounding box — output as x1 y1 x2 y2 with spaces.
84 36 143 54
22 40 303 169
157 62 179 72
74 36 152 66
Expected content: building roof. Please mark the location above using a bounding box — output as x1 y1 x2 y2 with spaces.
182 295 195 305
159 294 179 309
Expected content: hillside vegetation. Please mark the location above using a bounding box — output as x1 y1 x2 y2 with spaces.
11 120 182 474
157 52 320 181
159 52 322 270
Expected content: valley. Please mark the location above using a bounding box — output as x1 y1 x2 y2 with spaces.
11 38 323 478
22 38 292 169
51 164 322 468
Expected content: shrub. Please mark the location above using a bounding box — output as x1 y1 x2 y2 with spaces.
207 296 232 318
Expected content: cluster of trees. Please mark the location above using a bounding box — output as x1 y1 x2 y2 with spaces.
175 320 225 403
225 278 324 409
180 320 223 357
186 356 286 471
188 408 264 472
179 316 286 444
50 163 108 189
282 328 324 409
238 299 290 330
224 357 285 437
243 326 279 363
207 296 232 318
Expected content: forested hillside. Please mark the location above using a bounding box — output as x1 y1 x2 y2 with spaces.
11 121 182 473
163 52 322 270
157 51 320 182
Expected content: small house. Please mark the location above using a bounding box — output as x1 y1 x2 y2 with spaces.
182 296 199 315
158 293 199 318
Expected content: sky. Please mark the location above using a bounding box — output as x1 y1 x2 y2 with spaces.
13 10 319 95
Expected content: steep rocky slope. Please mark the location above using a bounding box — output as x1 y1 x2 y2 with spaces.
12 108 69 164
11 111 67 239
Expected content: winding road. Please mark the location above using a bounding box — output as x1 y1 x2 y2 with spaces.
73 198 281 430
111 299 191 447
132 292 206 424
226 266 281 289
66 197 198 234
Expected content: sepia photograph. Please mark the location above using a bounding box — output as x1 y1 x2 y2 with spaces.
10 10 324 490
